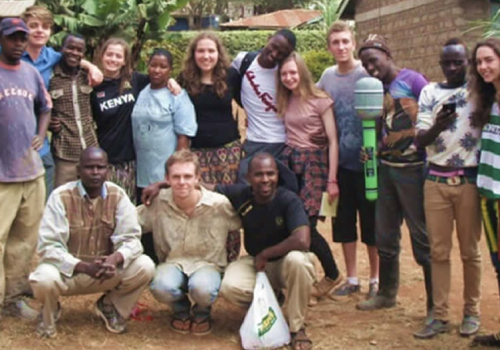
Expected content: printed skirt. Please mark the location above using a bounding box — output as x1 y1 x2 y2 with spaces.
193 139 242 185
108 160 137 204
280 146 328 217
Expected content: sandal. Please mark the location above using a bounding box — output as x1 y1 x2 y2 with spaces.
170 316 192 334
191 317 213 336
291 328 313 350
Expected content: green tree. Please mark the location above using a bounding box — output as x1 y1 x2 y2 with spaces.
185 0 216 29
251 0 313 14
310 0 342 31
467 8 500 37
37 0 189 67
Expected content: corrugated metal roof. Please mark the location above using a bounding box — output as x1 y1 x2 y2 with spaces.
220 9 322 30
0 0 36 18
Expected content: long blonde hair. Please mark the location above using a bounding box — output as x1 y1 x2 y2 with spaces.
276 51 328 117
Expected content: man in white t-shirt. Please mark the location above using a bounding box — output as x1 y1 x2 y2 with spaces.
232 29 295 181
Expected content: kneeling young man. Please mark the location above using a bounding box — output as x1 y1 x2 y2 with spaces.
137 150 241 335
142 153 316 349
30 147 155 338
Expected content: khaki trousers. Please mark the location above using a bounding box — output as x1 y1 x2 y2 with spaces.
424 180 482 320
29 255 155 329
220 251 316 333
0 176 45 306
54 158 78 188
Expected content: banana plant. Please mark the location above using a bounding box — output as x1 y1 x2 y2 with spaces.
466 8 500 38
310 0 342 31
37 0 189 67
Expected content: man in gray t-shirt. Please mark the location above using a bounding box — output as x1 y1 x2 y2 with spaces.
0 18 50 320
317 21 378 299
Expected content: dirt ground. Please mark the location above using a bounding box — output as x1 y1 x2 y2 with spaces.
0 221 499 350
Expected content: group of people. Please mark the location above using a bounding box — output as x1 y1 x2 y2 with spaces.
3 3 500 349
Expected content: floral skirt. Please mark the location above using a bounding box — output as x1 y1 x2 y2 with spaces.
280 146 328 216
108 160 137 204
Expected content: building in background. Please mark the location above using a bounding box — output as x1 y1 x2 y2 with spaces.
0 0 35 20
220 9 322 30
340 0 496 81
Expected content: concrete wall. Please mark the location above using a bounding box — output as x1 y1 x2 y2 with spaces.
354 0 490 81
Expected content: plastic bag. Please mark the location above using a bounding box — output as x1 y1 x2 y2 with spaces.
240 272 291 349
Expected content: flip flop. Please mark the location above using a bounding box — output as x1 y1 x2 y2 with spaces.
291 328 313 350
191 317 212 336
170 317 192 335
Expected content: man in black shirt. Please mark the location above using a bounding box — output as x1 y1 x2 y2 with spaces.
142 152 315 350
218 153 315 350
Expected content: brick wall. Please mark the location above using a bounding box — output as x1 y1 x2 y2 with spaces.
354 0 489 81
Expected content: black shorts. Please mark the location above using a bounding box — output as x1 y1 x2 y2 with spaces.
332 167 376 246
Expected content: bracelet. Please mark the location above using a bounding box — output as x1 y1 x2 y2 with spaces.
327 180 337 184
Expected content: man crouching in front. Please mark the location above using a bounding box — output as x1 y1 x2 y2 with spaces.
29 147 155 338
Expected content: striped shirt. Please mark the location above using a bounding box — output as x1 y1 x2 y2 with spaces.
478 103 500 199
37 180 143 277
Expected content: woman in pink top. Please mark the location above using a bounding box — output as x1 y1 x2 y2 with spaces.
277 52 342 302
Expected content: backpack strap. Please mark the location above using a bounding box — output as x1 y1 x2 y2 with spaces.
234 50 260 107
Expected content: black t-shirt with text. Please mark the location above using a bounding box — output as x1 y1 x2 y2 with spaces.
91 72 149 164
216 184 309 259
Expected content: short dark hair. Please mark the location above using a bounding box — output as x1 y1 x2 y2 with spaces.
274 29 296 50
62 33 85 48
149 48 173 68
443 37 468 55
247 152 277 174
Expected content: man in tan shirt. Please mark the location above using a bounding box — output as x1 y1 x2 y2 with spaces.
137 149 241 336
29 147 155 338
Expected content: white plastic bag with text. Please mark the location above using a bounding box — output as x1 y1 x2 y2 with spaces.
239 272 291 349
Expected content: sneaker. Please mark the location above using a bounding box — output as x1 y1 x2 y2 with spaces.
460 315 480 337
331 281 360 297
311 274 343 298
413 318 449 339
367 281 378 299
36 321 57 338
471 331 500 347
356 294 396 311
3 298 39 321
94 296 127 334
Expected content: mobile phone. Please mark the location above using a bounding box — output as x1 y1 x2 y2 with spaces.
442 102 456 113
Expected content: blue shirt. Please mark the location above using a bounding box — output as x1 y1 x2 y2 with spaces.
132 86 197 187
21 46 62 89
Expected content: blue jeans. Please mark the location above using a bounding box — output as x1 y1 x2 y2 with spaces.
375 163 430 266
41 152 54 201
150 264 221 319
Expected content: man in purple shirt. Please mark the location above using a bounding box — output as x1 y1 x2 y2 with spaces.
356 35 433 335
0 18 50 321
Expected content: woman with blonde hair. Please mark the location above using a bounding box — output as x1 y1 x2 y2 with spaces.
91 38 147 204
179 32 242 261
277 52 343 304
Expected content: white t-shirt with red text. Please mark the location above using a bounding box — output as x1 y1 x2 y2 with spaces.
233 52 286 143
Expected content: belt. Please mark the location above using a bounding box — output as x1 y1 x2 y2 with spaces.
427 174 476 186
